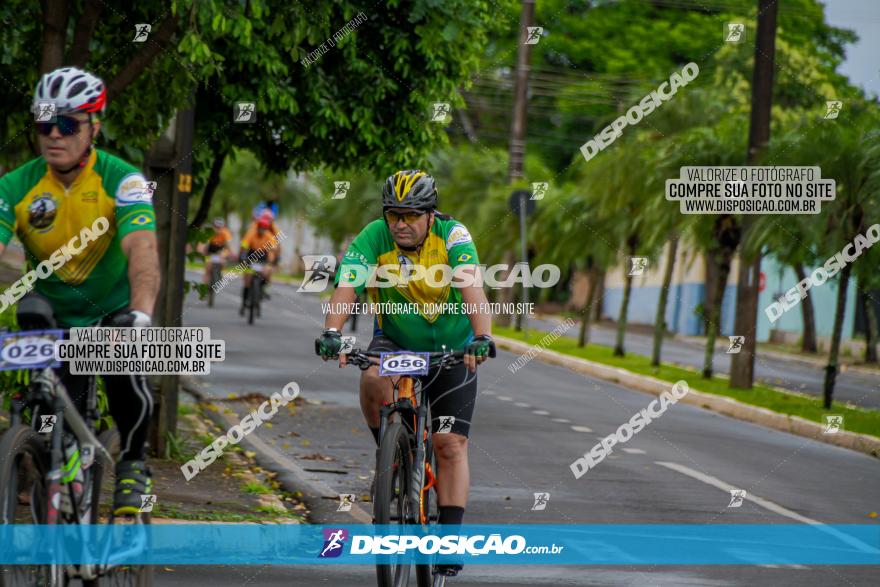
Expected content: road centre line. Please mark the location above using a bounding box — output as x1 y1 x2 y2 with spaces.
655 461 879 555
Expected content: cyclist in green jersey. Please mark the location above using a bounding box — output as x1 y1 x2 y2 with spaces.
0 67 160 515
315 170 495 577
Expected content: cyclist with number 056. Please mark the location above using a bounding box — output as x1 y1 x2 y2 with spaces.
316 170 495 579
0 67 160 516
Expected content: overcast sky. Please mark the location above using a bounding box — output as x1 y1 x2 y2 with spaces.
822 0 880 98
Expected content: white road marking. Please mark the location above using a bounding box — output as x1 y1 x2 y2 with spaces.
656 461 880 555
497 396 513 401
532 410 550 416
482 390 495 395
570 425 593 433
552 418 571 424
622 448 645 454
514 402 531 408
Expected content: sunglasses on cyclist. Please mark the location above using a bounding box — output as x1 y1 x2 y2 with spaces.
384 210 427 225
35 115 86 137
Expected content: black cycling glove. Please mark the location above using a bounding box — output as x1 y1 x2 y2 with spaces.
465 334 496 360
315 329 343 359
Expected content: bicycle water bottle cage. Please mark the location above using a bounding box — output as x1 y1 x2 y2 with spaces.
16 293 57 330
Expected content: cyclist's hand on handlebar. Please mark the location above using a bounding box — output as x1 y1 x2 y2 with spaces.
464 334 495 372
315 329 343 361
109 310 152 327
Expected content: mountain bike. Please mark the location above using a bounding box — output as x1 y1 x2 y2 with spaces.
0 300 153 586
206 254 224 308
243 263 267 325
345 348 466 587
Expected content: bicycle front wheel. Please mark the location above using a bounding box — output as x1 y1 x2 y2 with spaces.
374 422 413 587
0 424 57 587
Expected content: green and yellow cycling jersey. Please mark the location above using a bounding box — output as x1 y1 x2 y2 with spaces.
335 215 480 352
0 149 156 326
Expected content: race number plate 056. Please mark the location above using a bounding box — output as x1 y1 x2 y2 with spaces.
378 352 430 376
0 329 65 371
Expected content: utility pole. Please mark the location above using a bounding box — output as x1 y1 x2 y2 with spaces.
498 0 535 328
730 0 778 389
147 97 195 455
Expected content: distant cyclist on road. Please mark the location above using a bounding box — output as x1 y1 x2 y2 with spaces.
239 211 279 313
200 217 232 286
0 67 160 516
315 170 495 578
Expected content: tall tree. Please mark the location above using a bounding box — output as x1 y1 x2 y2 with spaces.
730 0 779 390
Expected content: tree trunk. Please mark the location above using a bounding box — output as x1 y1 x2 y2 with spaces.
592 267 605 322
189 149 227 229
703 250 733 378
794 262 818 353
578 264 599 347
67 0 103 66
730 0 778 389
651 236 679 367
823 262 852 408
730 243 761 389
108 14 179 99
291 216 306 275
703 255 719 338
861 280 878 363
613 236 638 357
40 0 69 74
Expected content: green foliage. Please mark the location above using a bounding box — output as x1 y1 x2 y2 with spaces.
464 0 858 173
1 0 495 194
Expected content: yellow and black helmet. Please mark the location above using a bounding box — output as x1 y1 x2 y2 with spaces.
382 170 437 211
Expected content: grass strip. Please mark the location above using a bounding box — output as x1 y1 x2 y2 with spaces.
495 325 880 438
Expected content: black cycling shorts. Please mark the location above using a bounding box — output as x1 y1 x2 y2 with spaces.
367 335 477 437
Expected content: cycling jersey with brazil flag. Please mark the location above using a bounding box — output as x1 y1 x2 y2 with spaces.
0 149 156 326
335 215 479 352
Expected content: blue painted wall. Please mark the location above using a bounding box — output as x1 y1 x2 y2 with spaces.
601 255 856 340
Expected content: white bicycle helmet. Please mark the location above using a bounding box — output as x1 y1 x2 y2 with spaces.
32 67 106 116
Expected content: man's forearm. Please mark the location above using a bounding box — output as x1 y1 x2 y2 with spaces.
123 232 161 315
460 284 491 337
324 285 357 330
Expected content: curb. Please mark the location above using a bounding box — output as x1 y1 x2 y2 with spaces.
496 335 880 459
531 312 880 378
179 411 296 522
180 378 372 525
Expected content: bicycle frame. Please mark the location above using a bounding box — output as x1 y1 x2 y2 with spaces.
376 375 435 525
6 362 117 581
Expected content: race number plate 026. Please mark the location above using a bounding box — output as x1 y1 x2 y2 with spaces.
379 352 430 376
0 329 65 371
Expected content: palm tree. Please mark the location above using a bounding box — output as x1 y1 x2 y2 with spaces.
781 112 880 406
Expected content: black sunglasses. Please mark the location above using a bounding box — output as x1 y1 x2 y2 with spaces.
35 115 86 137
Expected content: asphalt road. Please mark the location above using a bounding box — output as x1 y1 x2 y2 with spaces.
520 315 880 410
157 275 879 586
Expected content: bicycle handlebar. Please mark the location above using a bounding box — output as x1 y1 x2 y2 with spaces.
344 348 467 371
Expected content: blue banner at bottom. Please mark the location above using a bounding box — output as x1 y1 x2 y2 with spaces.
0 524 877 565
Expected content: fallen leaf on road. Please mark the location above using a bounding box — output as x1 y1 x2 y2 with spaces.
301 453 334 461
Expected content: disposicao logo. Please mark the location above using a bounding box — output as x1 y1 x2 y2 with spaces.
319 528 348 558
